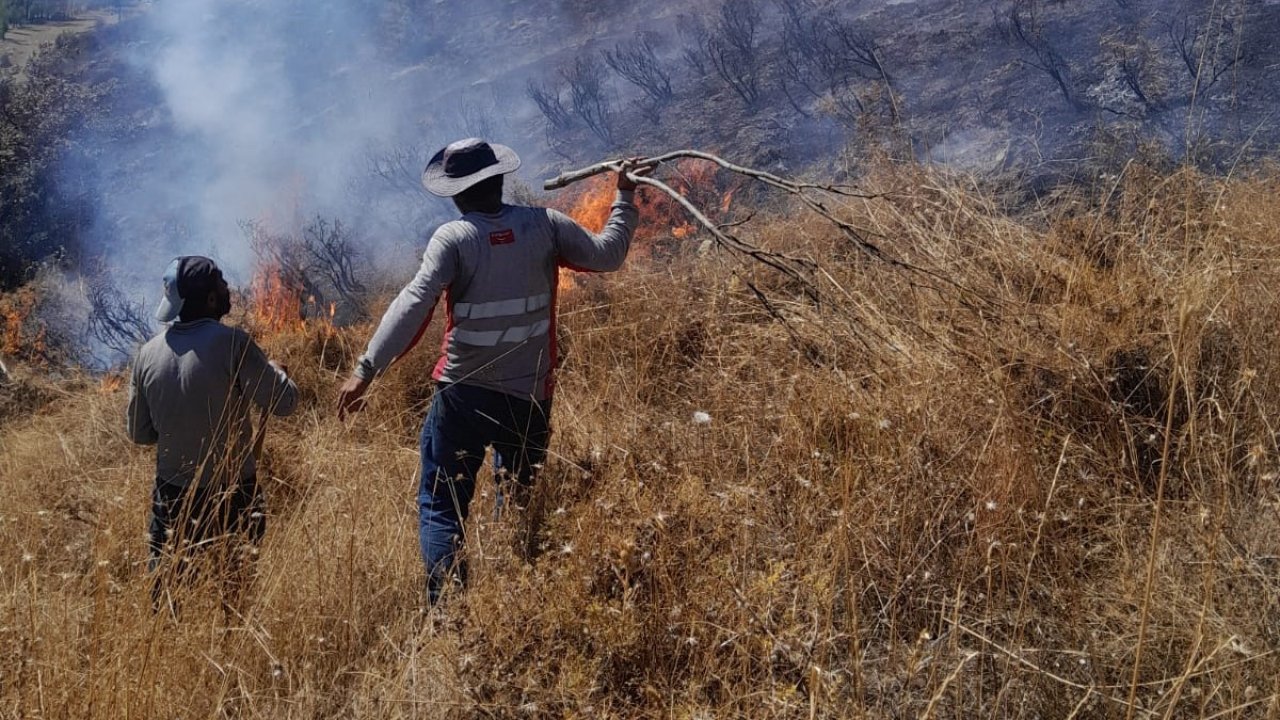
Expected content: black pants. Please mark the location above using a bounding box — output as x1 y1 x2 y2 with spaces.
149 476 265 565
148 477 265 615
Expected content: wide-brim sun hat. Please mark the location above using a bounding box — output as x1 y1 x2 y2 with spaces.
421 138 521 197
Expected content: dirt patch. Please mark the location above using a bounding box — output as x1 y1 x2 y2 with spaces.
1 11 119 79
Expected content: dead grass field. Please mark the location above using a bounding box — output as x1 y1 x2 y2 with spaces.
3 162 1280 717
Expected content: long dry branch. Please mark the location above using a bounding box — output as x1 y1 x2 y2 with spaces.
543 150 874 197
544 150 997 311
628 173 816 296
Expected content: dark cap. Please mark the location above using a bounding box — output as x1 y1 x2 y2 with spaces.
421 138 521 197
154 256 221 323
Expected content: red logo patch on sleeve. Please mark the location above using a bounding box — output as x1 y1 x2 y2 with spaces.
489 229 516 246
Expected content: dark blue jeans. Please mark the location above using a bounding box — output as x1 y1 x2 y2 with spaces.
418 382 551 603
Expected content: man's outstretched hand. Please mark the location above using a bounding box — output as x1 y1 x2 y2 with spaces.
617 157 656 192
337 375 371 421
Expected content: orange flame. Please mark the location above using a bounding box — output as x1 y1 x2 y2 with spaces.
721 188 736 215
565 175 617 233
1 301 27 356
0 287 47 364
245 258 342 339
550 158 740 288
248 261 305 334
558 175 619 290
99 373 125 394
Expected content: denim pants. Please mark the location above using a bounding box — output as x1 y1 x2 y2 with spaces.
418 382 551 603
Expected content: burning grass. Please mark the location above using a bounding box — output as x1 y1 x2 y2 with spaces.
4 163 1280 717
0 285 48 365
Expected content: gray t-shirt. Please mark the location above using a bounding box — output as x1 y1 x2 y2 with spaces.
127 319 297 488
355 191 639 401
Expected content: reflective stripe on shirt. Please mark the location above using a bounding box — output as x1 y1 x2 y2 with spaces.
453 319 552 347
454 293 551 320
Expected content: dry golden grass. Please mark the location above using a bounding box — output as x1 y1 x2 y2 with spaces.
4 162 1280 718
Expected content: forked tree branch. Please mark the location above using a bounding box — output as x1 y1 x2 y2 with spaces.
544 150 998 311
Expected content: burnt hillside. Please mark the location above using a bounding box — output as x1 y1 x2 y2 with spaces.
3 0 1278 296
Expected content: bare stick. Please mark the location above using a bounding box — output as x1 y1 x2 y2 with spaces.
629 174 815 290
543 150 875 197
545 150 1000 311
543 160 632 190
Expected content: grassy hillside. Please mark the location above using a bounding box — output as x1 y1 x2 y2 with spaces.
4 161 1280 717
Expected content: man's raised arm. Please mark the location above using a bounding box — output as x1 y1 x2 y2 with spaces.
551 160 650 272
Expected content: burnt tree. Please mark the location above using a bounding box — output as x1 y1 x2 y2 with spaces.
1093 28 1173 115
604 32 674 122
560 55 617 147
300 217 367 315
87 280 152 360
526 79 575 137
1165 5 1247 97
365 143 430 199
702 0 764 109
775 0 896 123
677 17 710 77
1006 0 1084 110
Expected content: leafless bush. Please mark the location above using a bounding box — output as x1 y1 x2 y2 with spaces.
559 55 618 148
1005 0 1084 110
526 57 619 151
677 17 710 77
604 32 674 123
87 280 151 360
604 33 674 104
242 216 370 323
526 79 575 138
349 143 436 241
363 143 430 200
775 0 826 115
243 221 303 283
441 91 502 145
1165 5 1248 97
774 0 896 123
300 217 367 317
1095 32 1169 113
702 0 764 109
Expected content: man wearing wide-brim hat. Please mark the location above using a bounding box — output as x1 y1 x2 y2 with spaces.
337 138 650 604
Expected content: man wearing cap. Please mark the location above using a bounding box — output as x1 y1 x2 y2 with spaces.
127 256 298 597
336 138 648 603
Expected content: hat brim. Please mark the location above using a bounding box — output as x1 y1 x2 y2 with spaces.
154 257 185 323
155 295 184 323
421 143 521 197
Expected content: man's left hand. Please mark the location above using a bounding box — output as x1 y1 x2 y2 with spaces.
337 376 371 421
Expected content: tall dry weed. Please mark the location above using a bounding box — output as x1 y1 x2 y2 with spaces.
3 163 1280 717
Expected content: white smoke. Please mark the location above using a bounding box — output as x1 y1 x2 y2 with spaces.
85 0 564 303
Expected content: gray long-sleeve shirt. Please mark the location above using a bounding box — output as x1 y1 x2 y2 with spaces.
355 191 639 401
127 318 297 488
